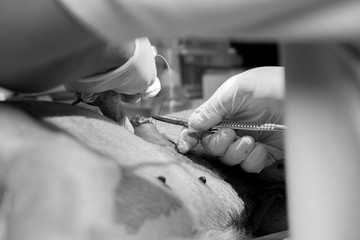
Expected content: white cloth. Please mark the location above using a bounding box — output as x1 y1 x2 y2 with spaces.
57 0 360 44
64 37 160 103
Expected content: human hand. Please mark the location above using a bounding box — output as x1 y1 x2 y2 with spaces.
65 37 161 104
177 67 285 173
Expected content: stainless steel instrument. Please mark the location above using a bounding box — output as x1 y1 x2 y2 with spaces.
152 115 287 131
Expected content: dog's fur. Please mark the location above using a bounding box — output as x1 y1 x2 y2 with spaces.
0 101 287 240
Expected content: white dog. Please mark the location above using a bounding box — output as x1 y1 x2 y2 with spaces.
0 100 286 240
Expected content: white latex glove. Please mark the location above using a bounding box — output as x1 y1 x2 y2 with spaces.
177 66 285 173
65 37 161 104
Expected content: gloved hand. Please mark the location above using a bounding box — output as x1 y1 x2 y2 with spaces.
177 66 285 173
64 37 161 104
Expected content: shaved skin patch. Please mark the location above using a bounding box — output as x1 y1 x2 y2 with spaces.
114 168 193 237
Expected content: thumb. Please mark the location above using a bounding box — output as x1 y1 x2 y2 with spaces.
177 127 203 153
188 97 225 132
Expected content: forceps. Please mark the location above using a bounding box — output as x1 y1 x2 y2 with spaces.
152 115 287 132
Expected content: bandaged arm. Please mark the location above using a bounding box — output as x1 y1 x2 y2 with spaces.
64 38 161 104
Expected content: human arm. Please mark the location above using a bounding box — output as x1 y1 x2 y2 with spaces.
0 0 157 97
0 0 160 127
0 0 104 92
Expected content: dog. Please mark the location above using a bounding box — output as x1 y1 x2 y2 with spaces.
0 100 287 240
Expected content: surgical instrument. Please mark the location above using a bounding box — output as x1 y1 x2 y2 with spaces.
152 115 287 131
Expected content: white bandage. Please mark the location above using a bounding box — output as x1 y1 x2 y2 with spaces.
65 38 160 103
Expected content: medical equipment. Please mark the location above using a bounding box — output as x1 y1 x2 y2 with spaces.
152 115 287 131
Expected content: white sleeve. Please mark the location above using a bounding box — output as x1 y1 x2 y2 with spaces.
57 0 360 46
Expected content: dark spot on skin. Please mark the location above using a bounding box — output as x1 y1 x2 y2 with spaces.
245 151 248 155
157 176 166 184
199 176 207 184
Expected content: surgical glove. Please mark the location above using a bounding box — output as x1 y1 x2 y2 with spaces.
64 37 160 104
177 66 285 173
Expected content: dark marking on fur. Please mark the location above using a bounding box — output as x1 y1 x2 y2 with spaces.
157 176 166 184
199 176 207 184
